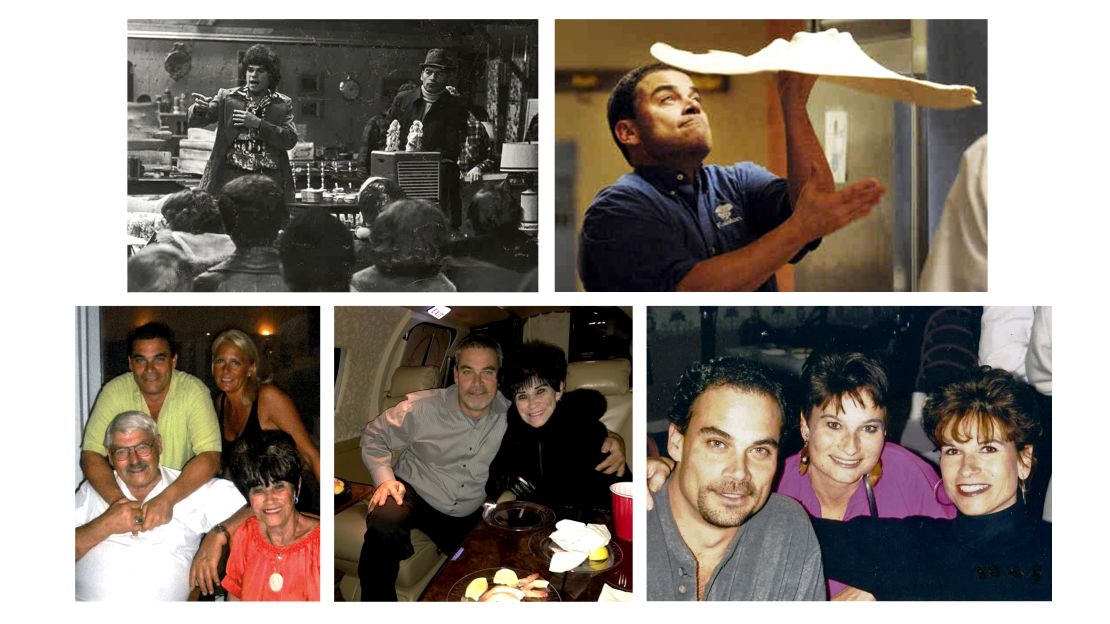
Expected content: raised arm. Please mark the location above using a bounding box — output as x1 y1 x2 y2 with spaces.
778 72 834 205
676 72 885 292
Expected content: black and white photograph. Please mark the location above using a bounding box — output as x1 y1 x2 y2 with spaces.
126 20 539 292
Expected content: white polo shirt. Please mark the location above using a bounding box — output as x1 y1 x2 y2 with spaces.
75 466 245 601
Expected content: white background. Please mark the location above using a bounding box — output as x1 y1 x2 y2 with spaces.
5 0 1102 619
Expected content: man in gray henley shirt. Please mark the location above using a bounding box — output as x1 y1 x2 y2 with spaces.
647 357 824 600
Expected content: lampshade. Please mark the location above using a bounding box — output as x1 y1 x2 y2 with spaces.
500 142 538 172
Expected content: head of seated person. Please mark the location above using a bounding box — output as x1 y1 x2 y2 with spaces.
160 189 225 235
350 199 455 291
923 366 1040 517
370 199 449 278
357 176 406 229
463 179 518 237
503 341 569 429
128 244 192 292
279 210 355 291
218 174 287 249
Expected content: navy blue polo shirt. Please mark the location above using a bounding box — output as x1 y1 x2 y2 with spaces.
578 163 819 291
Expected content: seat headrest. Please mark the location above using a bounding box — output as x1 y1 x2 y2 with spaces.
388 366 439 396
565 359 631 395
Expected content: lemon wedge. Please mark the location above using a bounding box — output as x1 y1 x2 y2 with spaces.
492 568 519 586
464 577 488 601
588 545 609 561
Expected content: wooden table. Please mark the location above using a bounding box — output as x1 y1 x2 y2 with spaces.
335 481 375 515
418 510 632 602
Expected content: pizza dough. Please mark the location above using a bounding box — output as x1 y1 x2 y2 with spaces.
650 29 980 109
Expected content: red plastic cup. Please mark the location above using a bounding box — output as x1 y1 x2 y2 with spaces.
610 481 633 542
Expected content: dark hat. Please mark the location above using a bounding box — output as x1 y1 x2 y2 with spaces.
420 49 455 70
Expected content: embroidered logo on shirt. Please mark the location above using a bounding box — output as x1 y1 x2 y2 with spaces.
714 203 743 229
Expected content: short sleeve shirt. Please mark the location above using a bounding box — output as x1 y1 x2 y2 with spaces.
81 370 221 470
579 163 818 291
75 466 245 601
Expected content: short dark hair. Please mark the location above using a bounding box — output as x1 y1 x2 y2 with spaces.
455 333 503 369
607 62 673 165
370 199 448 276
503 341 567 396
218 174 287 247
227 430 303 499
800 351 889 422
127 321 178 358
241 43 282 89
923 366 1041 465
668 356 786 433
357 176 406 226
279 210 355 291
161 189 224 234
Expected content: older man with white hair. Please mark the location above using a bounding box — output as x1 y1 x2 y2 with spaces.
75 411 244 601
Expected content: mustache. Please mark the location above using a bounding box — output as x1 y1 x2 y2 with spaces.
125 462 151 474
709 478 754 496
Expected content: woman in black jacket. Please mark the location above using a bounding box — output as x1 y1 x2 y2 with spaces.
487 342 625 516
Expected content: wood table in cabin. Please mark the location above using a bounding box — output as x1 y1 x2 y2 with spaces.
418 508 632 602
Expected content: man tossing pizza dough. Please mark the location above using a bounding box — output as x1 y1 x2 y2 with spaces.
578 30 977 292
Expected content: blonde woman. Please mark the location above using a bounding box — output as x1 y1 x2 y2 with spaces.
211 329 320 482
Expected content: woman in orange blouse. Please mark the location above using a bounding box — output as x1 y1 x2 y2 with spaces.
223 431 320 601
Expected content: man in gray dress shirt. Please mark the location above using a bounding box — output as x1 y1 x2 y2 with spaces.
357 333 507 601
648 357 824 600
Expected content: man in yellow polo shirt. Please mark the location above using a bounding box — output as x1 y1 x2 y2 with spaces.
80 322 221 533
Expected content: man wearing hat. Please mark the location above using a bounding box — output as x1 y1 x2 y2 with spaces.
383 49 470 228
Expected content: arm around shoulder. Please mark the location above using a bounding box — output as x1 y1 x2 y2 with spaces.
258 384 320 481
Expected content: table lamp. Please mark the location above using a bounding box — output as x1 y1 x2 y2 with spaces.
500 142 538 232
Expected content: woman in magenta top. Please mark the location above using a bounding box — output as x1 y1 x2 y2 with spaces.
775 352 955 599
223 431 320 601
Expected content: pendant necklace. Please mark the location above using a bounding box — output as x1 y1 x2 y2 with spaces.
269 551 284 592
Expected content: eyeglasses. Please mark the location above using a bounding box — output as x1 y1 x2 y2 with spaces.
110 442 155 462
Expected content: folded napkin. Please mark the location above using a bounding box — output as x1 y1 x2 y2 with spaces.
547 519 611 573
598 584 633 602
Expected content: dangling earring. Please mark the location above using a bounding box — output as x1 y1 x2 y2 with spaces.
1019 479 1027 506
799 442 810 476
866 458 883 488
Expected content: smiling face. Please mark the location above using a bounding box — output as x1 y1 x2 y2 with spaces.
513 380 563 428
248 481 297 532
800 392 886 488
108 429 162 498
939 416 1033 516
668 386 781 529
213 341 254 396
245 64 271 94
619 69 712 166
455 346 499 419
129 338 176 400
